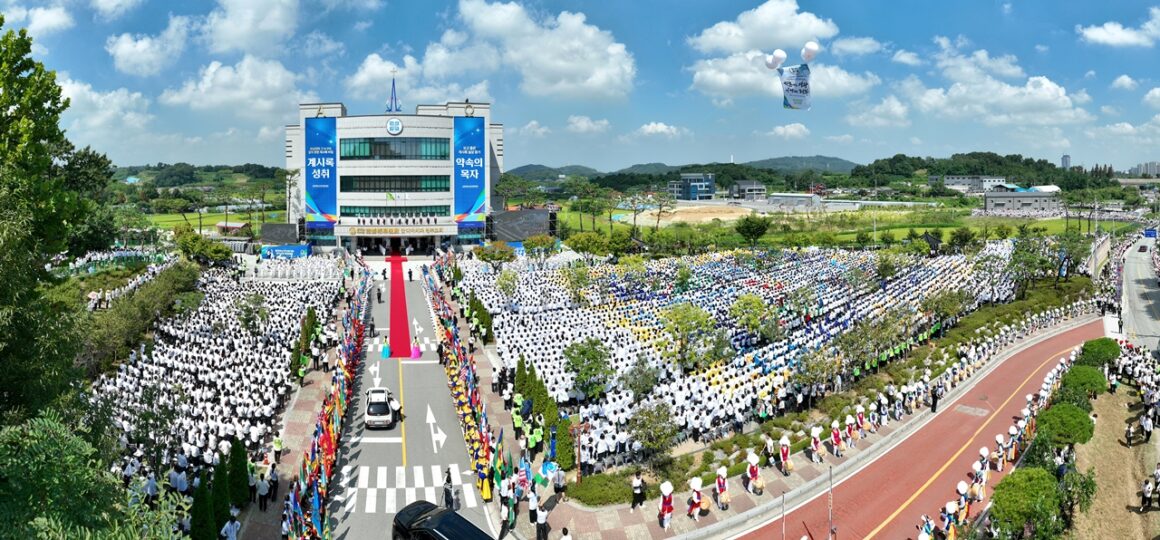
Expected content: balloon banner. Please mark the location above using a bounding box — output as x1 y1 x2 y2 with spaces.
778 64 811 110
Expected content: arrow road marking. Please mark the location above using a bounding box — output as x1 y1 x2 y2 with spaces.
426 404 447 454
413 317 424 335
369 363 381 388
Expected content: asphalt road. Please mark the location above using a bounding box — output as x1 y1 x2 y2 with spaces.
1121 236 1160 350
329 263 495 539
735 320 1104 540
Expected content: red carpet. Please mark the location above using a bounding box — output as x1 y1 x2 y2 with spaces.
386 255 411 358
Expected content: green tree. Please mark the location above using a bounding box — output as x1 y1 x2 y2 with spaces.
1060 366 1104 397
674 263 693 292
855 230 872 248
211 462 230 531
1055 231 1091 282
1075 337 1120 367
659 302 716 369
796 348 837 409
561 265 590 306
1059 467 1097 528
496 269 519 310
477 241 516 272
0 412 124 536
227 440 250 510
995 223 1012 240
566 232 608 260
523 233 557 255
989 467 1063 539
729 293 768 336
876 252 901 284
906 228 921 243
620 356 660 399
563 338 614 400
494 173 535 209
626 401 679 470
1037 403 1094 446
190 472 215 540
652 190 676 232
880 229 896 246
920 289 971 336
608 228 633 256
734 214 772 250
948 226 976 253
236 293 269 334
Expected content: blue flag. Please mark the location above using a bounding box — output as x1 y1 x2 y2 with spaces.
310 483 322 533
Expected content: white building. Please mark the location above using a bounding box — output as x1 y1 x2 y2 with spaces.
285 99 503 253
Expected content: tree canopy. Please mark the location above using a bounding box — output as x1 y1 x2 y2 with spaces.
563 338 614 400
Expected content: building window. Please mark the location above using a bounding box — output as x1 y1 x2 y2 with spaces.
338 137 451 160
340 205 450 217
340 176 451 192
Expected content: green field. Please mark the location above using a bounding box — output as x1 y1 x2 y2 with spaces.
148 211 284 230
825 218 1138 243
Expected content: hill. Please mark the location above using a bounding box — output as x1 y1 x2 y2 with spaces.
616 162 679 175
744 155 859 174
507 164 602 181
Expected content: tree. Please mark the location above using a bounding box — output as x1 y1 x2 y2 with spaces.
236 293 269 334
1059 467 1097 528
920 289 971 335
523 233 556 255
495 174 536 209
566 232 607 261
563 338 614 400
995 223 1012 240
625 191 650 240
948 226 976 253
875 252 901 285
1055 231 1091 282
601 188 621 237
674 263 693 292
729 293 768 336
797 348 838 409
620 356 660 399
1037 403 1094 446
477 240 516 271
659 302 716 370
906 228 921 243
880 229 896 246
227 439 250 510
0 412 124 536
1075 337 1120 367
496 269 519 310
989 468 1063 540
561 265 590 306
855 230 872 248
211 462 230 531
608 228 633 256
652 191 676 232
190 472 215 540
734 214 772 251
1059 366 1104 397
626 401 679 469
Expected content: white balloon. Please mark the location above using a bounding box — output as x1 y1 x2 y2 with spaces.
765 49 787 70
801 41 820 62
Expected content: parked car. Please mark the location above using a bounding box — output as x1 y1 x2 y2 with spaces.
1140 245 1148 252
365 387 399 429
392 501 491 540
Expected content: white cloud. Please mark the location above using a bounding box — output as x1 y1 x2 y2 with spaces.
203 0 298 55
688 0 838 54
353 20 373 31
1072 89 1092 105
1146 88 1160 108
1084 70 1096 79
831 37 882 56
632 122 690 138
5 5 74 37
90 0 146 20
421 29 501 80
344 53 493 104
689 49 879 100
898 39 1092 127
1083 114 1160 146
160 56 310 122
319 0 383 10
566 115 610 134
457 0 635 100
1010 126 1071 151
891 50 923 66
762 122 809 139
517 120 550 138
824 134 853 143
1002 3 1012 15
1076 7 1160 47
1111 74 1138 90
845 95 910 127
1035 44 1049 53
59 75 154 139
910 136 923 145
302 31 345 58
105 16 192 76
1100 105 1120 116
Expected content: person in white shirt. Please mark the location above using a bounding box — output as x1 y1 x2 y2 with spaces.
220 516 241 540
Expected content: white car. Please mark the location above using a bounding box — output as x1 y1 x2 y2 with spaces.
365 387 400 429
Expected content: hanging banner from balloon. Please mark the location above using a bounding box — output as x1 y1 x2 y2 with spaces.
777 64 811 110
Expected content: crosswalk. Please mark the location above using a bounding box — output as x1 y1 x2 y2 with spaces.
335 462 479 515
366 336 438 353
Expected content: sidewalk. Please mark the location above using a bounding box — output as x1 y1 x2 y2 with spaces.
470 313 1100 540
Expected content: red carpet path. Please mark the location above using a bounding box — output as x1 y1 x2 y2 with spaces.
386 255 410 358
738 320 1103 540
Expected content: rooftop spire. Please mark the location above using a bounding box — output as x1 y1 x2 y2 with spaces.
386 68 403 113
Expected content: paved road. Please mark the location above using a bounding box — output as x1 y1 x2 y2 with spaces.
329 262 495 538
736 319 1104 540
1121 236 1160 350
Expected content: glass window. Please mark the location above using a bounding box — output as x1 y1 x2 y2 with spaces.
340 176 451 193
339 137 451 160
340 205 451 217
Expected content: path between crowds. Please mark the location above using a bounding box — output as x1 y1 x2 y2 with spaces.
734 319 1104 540
387 255 410 357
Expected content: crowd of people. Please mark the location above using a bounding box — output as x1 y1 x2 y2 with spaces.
86 254 179 311
250 257 346 280
53 247 168 275
971 208 1145 222
90 257 344 534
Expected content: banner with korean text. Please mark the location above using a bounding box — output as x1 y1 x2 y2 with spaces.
777 64 811 111
304 117 338 229
453 116 487 224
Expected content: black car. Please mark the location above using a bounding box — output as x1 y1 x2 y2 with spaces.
392 501 492 540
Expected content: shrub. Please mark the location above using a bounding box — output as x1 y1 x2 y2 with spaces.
210 462 230 533
990 468 1063 539
1052 387 1093 413
1075 338 1120 368
190 472 215 540
1060 366 1104 398
227 440 250 509
568 472 635 506
1037 403 1094 446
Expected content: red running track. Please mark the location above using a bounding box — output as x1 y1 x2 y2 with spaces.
386 255 410 358
738 320 1103 540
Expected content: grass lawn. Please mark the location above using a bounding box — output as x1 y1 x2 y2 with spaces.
820 219 1137 244
556 209 633 236
1072 388 1160 539
148 211 284 230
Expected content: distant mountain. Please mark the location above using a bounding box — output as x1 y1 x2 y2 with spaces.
616 162 679 175
744 155 859 174
507 163 602 181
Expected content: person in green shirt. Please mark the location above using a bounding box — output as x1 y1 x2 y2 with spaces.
512 411 524 439
272 436 284 462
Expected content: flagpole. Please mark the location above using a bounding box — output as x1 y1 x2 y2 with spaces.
828 466 834 540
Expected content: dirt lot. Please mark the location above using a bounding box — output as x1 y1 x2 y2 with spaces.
1072 389 1160 539
641 205 753 226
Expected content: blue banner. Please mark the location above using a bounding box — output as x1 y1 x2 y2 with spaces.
1146 228 1156 238
304 117 337 230
453 116 487 223
261 244 311 259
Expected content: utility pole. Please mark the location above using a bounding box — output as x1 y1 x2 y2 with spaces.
828 466 834 539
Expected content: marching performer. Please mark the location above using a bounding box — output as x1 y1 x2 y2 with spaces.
659 481 674 530
994 434 1007 472
845 415 858 449
970 461 986 502
855 405 868 438
779 436 793 477
687 477 704 522
830 420 844 458
714 466 730 510
1007 426 1020 462
746 452 762 494
809 426 824 464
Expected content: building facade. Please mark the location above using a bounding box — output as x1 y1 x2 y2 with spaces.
668 173 715 201
285 101 503 253
1061 154 1071 169
929 175 1008 193
730 180 768 200
983 190 1060 212
767 192 822 208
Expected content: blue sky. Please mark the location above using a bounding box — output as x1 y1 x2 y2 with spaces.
7 0 1160 171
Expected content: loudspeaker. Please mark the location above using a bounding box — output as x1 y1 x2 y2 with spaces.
549 211 557 237
297 217 305 239
485 215 495 241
